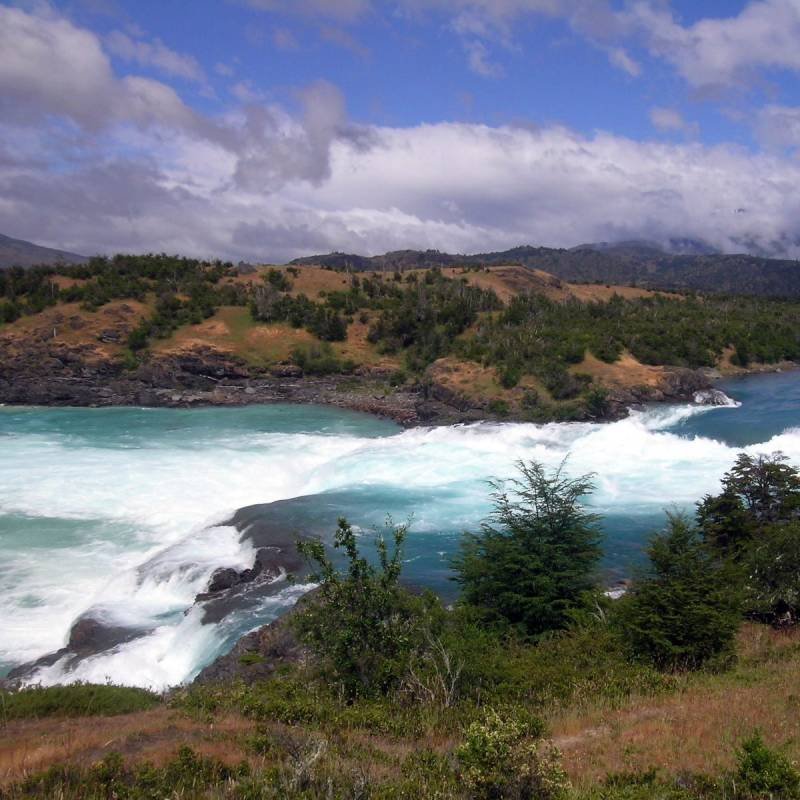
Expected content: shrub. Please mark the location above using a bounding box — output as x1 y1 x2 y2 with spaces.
456 707 569 800
488 398 509 416
290 343 355 375
744 522 800 624
0 683 159 721
294 517 431 698
735 732 800 798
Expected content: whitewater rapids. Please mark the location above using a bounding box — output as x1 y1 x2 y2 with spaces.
1 397 798 690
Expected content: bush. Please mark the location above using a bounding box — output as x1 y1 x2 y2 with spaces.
294 517 432 698
456 707 569 800
744 522 800 625
488 398 509 416
290 343 354 375
0 683 159 721
734 732 800 798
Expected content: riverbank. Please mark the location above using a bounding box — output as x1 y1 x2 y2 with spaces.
0 334 721 426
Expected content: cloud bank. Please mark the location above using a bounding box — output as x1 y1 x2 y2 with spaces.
3 3 800 263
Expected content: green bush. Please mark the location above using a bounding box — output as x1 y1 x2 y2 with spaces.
454 461 601 638
456 707 569 800
290 342 355 375
294 517 435 699
617 514 741 670
0 683 159 721
734 732 800 798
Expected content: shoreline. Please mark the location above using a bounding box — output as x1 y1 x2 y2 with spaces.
0 342 749 427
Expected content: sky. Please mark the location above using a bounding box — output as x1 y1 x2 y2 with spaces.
2 0 800 262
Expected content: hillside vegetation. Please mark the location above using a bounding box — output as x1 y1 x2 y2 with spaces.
2 254 799 421
291 243 800 298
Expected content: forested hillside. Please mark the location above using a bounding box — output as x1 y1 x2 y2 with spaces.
291 243 800 298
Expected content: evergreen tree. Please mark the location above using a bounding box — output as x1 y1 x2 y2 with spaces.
744 521 800 625
453 461 601 638
618 514 741 670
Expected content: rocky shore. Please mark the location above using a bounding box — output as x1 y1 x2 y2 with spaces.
0 335 718 426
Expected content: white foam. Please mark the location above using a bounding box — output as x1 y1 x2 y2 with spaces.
2 402 799 688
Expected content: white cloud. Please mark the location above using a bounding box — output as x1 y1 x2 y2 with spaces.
0 4 117 129
629 0 800 89
463 39 504 77
4 4 800 263
649 106 698 136
756 104 800 150
608 47 640 77
106 30 205 82
5 107 800 262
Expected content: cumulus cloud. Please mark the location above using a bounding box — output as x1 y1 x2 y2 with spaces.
106 30 205 82
628 0 800 89
5 105 800 262
5 3 800 263
756 104 800 150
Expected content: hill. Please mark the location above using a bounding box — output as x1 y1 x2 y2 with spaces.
3 256 798 425
291 243 800 297
0 232 88 269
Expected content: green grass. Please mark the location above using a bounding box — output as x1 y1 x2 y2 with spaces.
0 683 160 721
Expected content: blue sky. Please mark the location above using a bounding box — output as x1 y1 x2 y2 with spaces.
76 0 785 144
2 0 800 260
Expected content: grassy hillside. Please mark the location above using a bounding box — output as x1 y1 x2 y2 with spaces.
2 255 800 421
2 624 797 798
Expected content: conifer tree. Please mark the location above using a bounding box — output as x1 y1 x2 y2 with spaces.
454 461 601 638
619 514 741 670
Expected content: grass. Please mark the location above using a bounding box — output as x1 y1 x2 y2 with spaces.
155 307 317 368
550 624 800 787
2 625 800 797
0 684 160 722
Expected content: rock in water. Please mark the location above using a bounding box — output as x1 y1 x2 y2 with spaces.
693 389 736 406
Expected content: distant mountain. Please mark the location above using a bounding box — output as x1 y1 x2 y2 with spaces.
291 242 800 297
571 239 720 258
0 233 88 269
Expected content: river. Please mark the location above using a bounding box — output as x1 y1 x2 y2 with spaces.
1 370 798 688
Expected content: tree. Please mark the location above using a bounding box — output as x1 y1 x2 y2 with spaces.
453 461 601 638
744 521 800 625
618 514 741 670
711 453 800 528
697 452 800 625
294 517 427 699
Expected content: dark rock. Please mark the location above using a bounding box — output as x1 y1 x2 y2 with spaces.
193 592 315 685
269 363 303 378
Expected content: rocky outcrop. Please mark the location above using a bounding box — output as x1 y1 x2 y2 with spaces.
193 594 314 685
4 615 150 685
0 329 720 427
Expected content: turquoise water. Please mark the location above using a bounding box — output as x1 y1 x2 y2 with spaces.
1 371 798 688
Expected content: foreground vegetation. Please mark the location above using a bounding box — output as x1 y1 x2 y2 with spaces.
3 454 800 798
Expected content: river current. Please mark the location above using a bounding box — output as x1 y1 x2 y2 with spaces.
1 371 799 689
